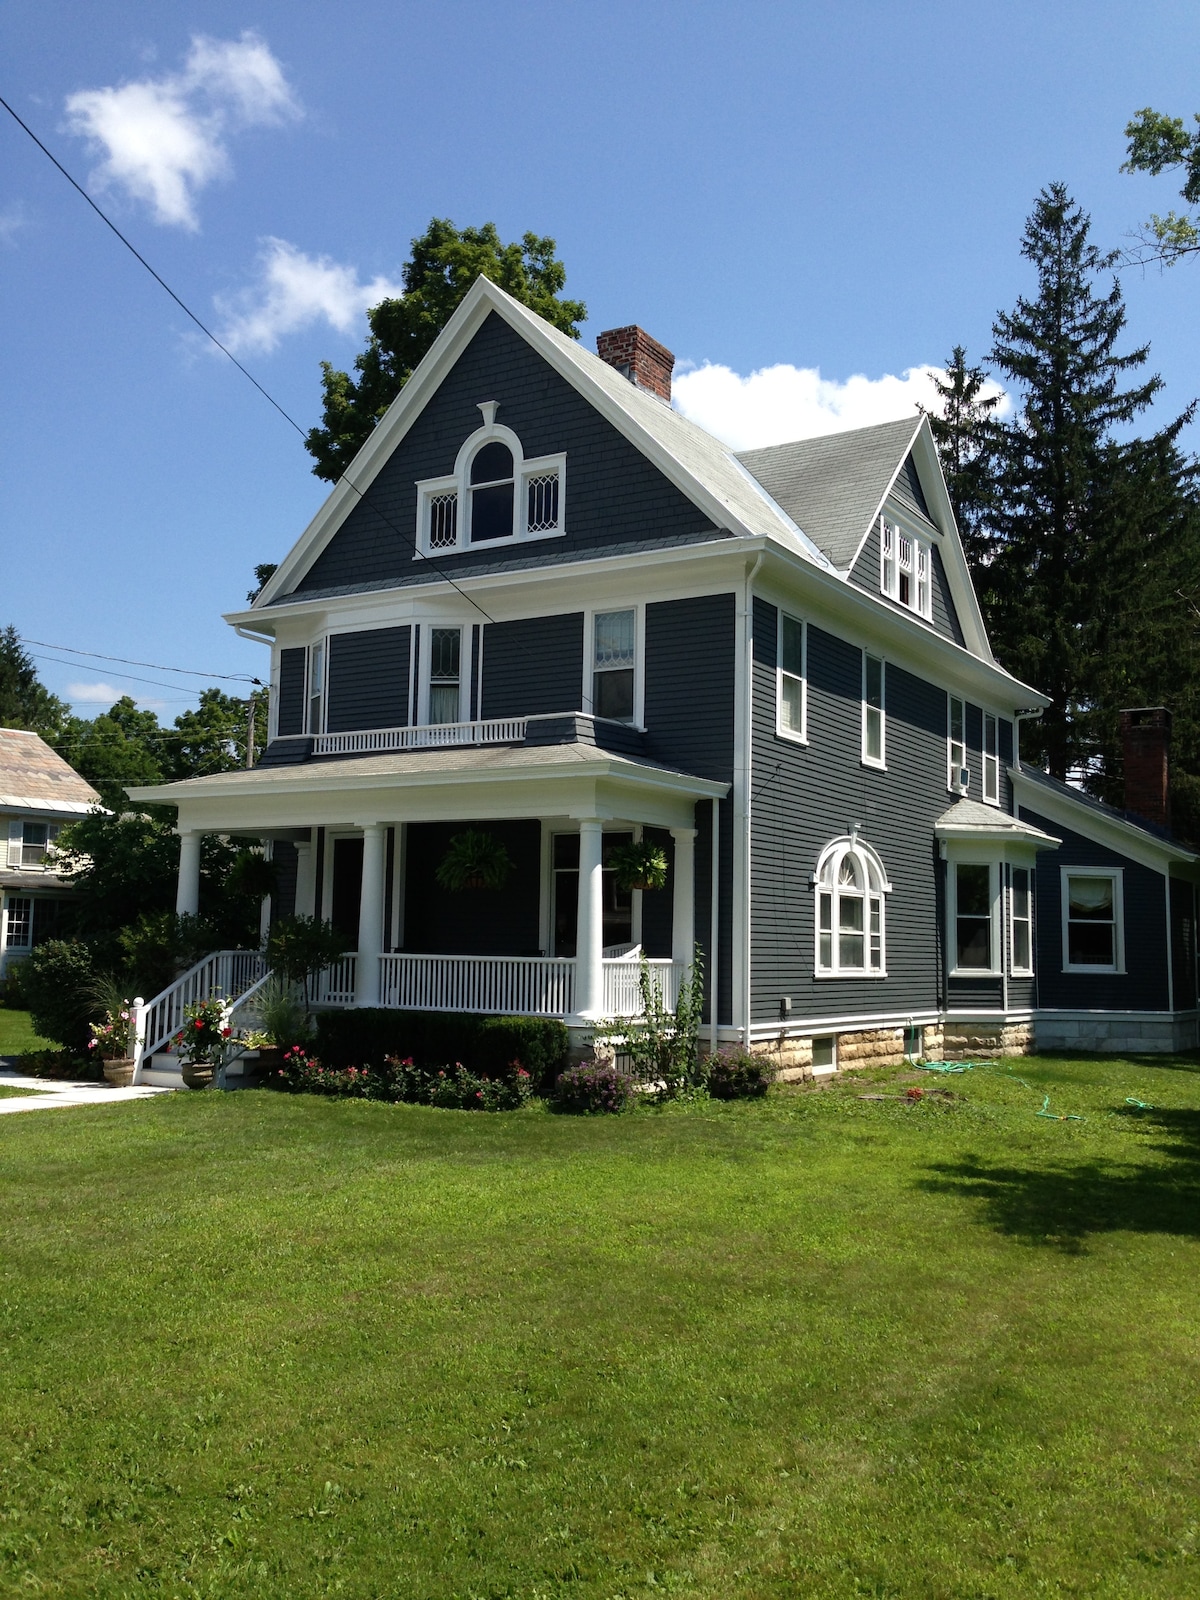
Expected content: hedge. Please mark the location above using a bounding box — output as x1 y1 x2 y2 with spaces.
313 1009 570 1090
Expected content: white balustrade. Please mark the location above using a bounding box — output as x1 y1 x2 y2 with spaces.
602 959 684 1019
140 949 269 1062
313 955 358 1007
310 717 527 757
378 954 576 1016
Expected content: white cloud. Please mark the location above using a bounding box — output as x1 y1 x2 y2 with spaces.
214 237 404 355
0 203 28 246
672 360 1010 451
66 681 166 713
64 31 300 230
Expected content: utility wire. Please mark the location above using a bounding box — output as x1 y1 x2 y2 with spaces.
0 95 510 639
27 652 245 697
19 637 260 682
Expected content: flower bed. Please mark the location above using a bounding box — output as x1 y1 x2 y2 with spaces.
271 1047 534 1111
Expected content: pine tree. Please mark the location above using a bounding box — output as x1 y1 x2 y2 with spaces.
986 184 1165 780
0 626 68 736
922 346 1002 577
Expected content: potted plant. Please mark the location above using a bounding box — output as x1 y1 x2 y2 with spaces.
174 995 233 1089
435 829 514 892
87 1002 137 1087
608 839 669 893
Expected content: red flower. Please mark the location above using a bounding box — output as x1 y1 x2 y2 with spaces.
221 1027 231 1037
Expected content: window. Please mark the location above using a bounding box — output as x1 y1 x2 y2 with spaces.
813 836 890 976
862 652 885 766
811 1035 837 1074
982 714 1000 804
592 610 636 724
416 416 564 553
954 862 995 971
428 491 458 549
7 821 61 870
1010 867 1033 974
469 442 515 542
551 832 633 957
307 641 325 735
4 897 32 949
777 612 806 741
427 627 462 724
880 517 933 620
1062 869 1123 973
947 696 968 793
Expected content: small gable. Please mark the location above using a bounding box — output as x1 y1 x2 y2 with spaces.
848 516 965 645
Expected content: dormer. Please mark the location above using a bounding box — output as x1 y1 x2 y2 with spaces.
414 401 565 556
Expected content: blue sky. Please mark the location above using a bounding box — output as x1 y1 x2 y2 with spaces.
2 1 1198 716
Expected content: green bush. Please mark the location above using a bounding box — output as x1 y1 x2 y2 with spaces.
22 941 98 1051
552 1060 636 1114
313 1010 569 1090
2 956 30 1008
271 1047 534 1111
705 1047 775 1100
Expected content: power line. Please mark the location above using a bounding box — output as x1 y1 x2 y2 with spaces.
28 652 243 697
19 637 260 682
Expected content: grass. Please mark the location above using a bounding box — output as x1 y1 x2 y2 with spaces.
1 1052 1198 1598
0 1006 52 1056
0 1083 50 1098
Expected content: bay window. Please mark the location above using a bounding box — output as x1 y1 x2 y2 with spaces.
953 862 996 972
1010 866 1033 974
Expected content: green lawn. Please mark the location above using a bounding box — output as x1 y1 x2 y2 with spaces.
1 1054 1198 1598
0 1083 50 1098
0 1006 53 1055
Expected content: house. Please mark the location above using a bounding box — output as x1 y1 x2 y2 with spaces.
126 277 1199 1073
0 727 101 981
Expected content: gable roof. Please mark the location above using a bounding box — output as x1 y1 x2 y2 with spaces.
934 796 1059 847
1011 763 1200 872
736 416 925 570
0 727 101 815
255 278 831 609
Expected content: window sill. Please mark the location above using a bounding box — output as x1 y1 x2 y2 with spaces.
949 967 1002 979
1010 968 1035 979
814 970 888 980
861 757 887 772
1063 964 1125 976
775 728 808 746
414 527 565 558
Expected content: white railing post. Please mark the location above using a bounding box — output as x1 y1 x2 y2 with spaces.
129 996 146 1085
575 821 605 1019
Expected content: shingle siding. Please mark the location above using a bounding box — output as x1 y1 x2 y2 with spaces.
326 627 411 733
480 613 584 719
290 313 717 597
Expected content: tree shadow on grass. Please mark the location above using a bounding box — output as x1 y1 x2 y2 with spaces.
917 1106 1200 1253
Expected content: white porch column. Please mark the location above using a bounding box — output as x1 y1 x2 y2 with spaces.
354 823 386 1007
575 819 605 1019
175 830 201 917
294 835 316 918
670 826 697 969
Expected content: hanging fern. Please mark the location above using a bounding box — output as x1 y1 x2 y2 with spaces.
608 839 669 892
435 829 515 892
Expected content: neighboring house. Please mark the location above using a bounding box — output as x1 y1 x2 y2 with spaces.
126 277 1199 1069
0 727 101 980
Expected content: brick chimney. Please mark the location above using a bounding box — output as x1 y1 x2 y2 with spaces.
1119 706 1172 828
595 325 675 402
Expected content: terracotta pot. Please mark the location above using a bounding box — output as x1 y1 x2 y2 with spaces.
181 1061 215 1090
255 1046 286 1074
102 1058 137 1087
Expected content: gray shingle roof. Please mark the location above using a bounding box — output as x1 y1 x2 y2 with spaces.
934 797 1059 843
0 728 101 814
736 416 924 570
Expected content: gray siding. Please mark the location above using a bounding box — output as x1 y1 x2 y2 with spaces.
270 842 297 923
326 626 411 733
480 613 584 719
644 593 736 1026
892 452 932 521
290 313 718 598
277 647 307 737
750 599 952 1024
848 521 964 645
1171 877 1198 1010
1022 807 1171 1012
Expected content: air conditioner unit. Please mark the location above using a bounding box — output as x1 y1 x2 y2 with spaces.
956 767 970 794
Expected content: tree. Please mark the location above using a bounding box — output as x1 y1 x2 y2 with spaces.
984 183 1169 780
54 697 165 811
304 219 587 482
921 346 1003 576
0 626 68 736
1120 108 1200 265
165 687 268 780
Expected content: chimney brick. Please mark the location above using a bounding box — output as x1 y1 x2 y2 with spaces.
1119 706 1172 829
595 325 675 402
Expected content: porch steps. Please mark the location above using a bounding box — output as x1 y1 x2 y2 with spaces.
141 1051 250 1088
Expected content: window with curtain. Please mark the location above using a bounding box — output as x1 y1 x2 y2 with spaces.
1064 871 1121 970
428 627 462 724
592 610 636 723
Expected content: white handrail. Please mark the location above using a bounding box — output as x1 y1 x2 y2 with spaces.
311 717 527 756
378 953 576 1016
136 949 268 1076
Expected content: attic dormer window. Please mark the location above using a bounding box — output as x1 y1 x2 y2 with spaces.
880 517 932 621
416 411 565 556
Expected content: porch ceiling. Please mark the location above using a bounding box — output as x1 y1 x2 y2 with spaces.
126 742 728 833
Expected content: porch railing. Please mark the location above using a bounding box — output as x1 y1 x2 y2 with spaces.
141 949 268 1061
602 958 685 1018
314 955 358 1007
311 717 527 756
378 953 576 1016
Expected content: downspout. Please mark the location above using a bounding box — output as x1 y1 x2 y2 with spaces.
738 553 764 1048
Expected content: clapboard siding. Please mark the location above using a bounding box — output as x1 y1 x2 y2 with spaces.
277 647 307 737
290 313 718 597
480 613 584 718
639 826 674 959
1023 807 1170 1011
644 593 736 1025
270 842 297 922
1171 877 1198 1010
849 520 964 645
892 452 932 521
326 626 411 733
750 599 951 1023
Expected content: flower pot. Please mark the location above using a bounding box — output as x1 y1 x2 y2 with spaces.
181 1061 215 1090
255 1046 286 1074
102 1058 137 1087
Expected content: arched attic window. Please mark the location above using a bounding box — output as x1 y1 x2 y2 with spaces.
416 405 566 554
469 441 515 541
813 834 891 975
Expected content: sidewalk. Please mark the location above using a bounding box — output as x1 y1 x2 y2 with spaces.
0 1069 177 1114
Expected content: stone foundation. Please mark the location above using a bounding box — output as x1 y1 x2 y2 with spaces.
751 1026 907 1081
941 1021 1034 1061
921 1022 944 1060
1034 1012 1199 1054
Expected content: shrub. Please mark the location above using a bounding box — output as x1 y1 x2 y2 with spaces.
2 956 29 1008
594 950 706 1100
313 1010 569 1090
22 940 98 1051
271 1047 534 1111
553 1060 637 1114
705 1047 775 1100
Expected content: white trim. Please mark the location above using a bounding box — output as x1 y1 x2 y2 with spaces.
947 693 969 795
879 513 933 622
415 621 468 727
414 420 566 555
582 603 643 728
812 835 891 978
1009 862 1034 977
949 857 1002 978
1061 865 1125 975
775 610 807 744
1011 767 1200 874
861 651 886 769
982 712 1000 805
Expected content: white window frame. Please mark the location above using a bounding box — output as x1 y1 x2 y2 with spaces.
583 604 644 729
949 859 1001 977
415 415 566 555
947 695 968 794
3 895 32 950
306 639 326 735
416 622 469 727
812 835 891 978
982 713 1000 805
1061 866 1125 975
776 611 807 744
1009 864 1034 977
861 652 886 769
879 515 933 621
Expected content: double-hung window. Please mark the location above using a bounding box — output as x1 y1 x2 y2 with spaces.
953 862 996 972
862 652 885 767
3 896 32 949
427 627 463 724
7 821 60 870
592 610 636 724
1062 868 1123 973
814 837 889 976
880 517 933 620
947 696 968 793
307 642 325 735
777 612 806 741
1010 867 1033 974
982 713 1000 804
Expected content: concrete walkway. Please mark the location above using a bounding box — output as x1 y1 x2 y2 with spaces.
0 1069 177 1114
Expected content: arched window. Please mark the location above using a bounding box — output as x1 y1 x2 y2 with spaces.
813 835 890 975
415 404 566 554
469 442 515 542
